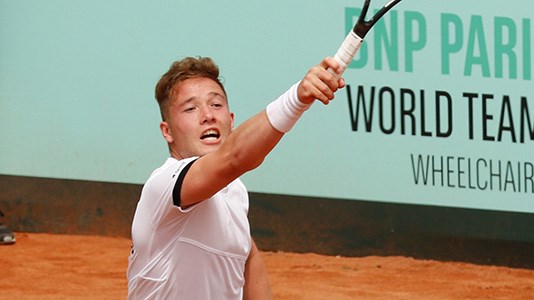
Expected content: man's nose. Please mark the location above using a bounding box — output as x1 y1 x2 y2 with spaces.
200 105 215 123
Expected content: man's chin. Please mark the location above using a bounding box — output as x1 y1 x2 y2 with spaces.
198 145 219 157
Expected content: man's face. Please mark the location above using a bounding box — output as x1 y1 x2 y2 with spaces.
160 77 234 159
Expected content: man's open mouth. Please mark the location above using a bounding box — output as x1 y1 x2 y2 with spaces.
201 129 220 141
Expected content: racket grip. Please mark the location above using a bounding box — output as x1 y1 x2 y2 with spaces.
332 31 363 76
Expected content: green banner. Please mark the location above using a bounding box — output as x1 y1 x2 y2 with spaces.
1 0 532 213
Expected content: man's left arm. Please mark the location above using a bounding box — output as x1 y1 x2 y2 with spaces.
244 238 273 300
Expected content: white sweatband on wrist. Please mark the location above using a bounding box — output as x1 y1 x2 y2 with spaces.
266 81 312 133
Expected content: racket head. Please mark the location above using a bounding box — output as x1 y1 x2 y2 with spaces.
353 0 402 37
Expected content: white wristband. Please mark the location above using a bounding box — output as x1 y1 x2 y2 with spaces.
266 82 311 133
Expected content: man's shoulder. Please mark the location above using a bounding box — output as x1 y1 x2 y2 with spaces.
148 157 198 181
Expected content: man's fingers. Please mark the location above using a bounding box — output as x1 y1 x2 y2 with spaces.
299 79 330 105
298 57 345 104
321 57 343 76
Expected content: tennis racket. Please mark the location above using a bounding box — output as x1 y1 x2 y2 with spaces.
332 0 403 75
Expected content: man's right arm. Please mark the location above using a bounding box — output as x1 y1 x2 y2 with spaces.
179 57 345 207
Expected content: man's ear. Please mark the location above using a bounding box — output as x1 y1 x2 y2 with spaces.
160 121 173 143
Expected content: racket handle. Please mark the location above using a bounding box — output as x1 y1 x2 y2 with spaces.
332 31 363 76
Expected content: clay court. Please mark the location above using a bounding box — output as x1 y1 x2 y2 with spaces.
1 232 533 299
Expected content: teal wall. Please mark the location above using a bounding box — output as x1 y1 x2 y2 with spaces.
1 1 532 213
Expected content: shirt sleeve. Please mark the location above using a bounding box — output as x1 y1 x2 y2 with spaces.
172 158 197 207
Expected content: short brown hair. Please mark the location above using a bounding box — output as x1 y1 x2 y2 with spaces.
155 56 226 120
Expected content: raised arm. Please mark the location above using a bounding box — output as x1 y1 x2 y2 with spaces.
180 57 345 207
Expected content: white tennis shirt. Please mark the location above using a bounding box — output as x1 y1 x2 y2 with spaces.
127 157 251 299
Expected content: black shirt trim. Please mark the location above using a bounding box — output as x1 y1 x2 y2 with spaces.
172 159 197 207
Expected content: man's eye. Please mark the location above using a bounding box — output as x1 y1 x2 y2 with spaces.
184 107 196 112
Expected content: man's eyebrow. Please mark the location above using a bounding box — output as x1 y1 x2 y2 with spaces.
208 91 226 99
171 96 195 109
171 91 226 108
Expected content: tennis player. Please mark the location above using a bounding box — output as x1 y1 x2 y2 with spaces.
127 56 344 299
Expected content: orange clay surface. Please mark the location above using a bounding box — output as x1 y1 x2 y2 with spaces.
1 232 534 299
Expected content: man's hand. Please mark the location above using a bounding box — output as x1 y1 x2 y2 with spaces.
297 57 346 105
